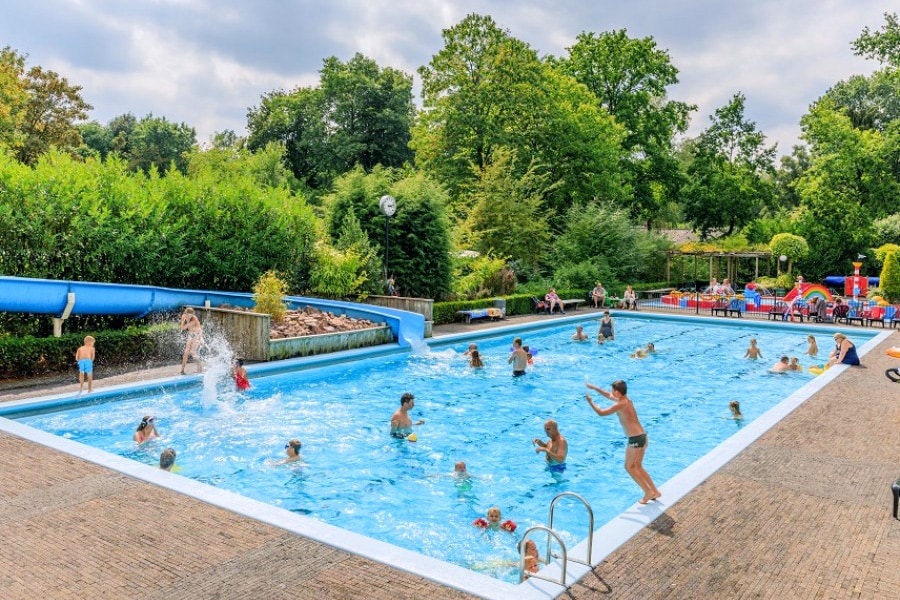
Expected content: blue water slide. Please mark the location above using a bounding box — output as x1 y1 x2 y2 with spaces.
0 276 423 347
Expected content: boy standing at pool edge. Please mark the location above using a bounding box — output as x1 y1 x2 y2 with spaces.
585 380 661 504
75 335 95 393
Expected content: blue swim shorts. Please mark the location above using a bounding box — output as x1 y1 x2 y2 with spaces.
78 358 93 374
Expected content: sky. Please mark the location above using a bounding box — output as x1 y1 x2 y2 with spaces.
1 1 892 154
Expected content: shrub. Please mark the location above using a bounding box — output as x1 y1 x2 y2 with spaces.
252 270 288 322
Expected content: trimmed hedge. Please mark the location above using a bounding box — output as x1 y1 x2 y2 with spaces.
0 323 178 378
432 283 670 325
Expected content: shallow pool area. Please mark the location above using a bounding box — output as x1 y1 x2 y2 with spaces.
0 313 888 598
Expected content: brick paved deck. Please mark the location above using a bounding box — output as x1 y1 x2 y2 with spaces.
1 313 898 599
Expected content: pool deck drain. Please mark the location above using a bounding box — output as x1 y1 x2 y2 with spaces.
1 310 898 599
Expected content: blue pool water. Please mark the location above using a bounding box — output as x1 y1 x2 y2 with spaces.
14 316 873 583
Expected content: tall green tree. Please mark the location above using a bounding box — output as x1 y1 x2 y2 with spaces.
247 53 414 190
1 47 92 165
461 147 552 274
681 93 776 238
853 12 900 67
324 167 453 299
0 47 28 152
413 14 625 218
128 114 196 174
554 30 695 227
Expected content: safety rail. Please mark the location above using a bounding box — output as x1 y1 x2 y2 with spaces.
518 491 595 586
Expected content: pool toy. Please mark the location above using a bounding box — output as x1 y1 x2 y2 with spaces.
501 519 517 532
808 365 829 375
886 347 900 359
407 433 418 442
471 518 517 531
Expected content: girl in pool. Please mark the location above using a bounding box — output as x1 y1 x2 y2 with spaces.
729 400 744 420
805 335 818 358
133 415 159 444
472 506 516 532
469 349 484 368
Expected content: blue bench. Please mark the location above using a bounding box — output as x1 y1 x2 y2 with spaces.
456 308 505 324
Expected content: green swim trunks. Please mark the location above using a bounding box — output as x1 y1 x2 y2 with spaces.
627 433 647 448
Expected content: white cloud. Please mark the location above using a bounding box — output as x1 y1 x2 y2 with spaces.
0 0 890 151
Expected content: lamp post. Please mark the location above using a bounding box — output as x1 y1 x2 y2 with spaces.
378 195 396 290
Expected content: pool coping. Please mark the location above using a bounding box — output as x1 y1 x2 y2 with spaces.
0 313 892 600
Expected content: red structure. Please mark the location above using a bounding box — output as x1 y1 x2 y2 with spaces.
846 262 868 298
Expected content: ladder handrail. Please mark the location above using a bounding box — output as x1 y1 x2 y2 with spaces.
518 525 568 585
548 491 594 567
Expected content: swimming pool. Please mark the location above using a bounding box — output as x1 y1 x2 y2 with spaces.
1 313 886 596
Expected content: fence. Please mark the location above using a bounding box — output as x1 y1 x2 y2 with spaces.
635 290 899 327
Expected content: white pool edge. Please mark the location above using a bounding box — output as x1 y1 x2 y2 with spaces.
1 323 891 600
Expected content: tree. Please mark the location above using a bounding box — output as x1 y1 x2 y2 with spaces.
853 12 900 67
768 233 809 274
681 93 776 237
413 14 626 219
1 47 92 165
554 30 695 226
875 244 900 302
0 47 28 152
127 114 196 174
461 147 552 274
247 53 415 190
324 167 453 299
822 71 900 132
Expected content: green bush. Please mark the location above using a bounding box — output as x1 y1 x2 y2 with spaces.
0 324 177 378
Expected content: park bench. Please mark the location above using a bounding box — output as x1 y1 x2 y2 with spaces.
561 298 585 311
711 298 743 318
456 307 504 324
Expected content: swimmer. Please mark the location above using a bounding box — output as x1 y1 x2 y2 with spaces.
599 310 615 340
159 447 177 471
523 345 534 366
279 439 303 464
533 419 567 472
631 342 655 359
390 392 424 438
788 356 802 371
232 358 251 390
571 325 589 341
469 349 484 368
523 539 542 574
75 335 95 394
472 506 516 532
508 337 528 376
585 380 660 504
597 332 606 344
134 415 159 444
454 461 469 477
770 356 790 373
744 338 763 360
728 400 743 420
805 335 818 358
463 342 478 357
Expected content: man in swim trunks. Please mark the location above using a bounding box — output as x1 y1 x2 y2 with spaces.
390 392 424 438
179 307 204 375
508 337 528 376
585 380 661 504
533 419 568 472
75 335 95 394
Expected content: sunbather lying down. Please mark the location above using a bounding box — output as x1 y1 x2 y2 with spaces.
886 368 900 383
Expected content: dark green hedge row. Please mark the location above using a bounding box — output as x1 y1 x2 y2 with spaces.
0 324 178 378
432 283 670 325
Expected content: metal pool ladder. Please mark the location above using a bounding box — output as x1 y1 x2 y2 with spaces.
518 491 595 586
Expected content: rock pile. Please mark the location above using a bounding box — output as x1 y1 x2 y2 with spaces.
269 306 379 339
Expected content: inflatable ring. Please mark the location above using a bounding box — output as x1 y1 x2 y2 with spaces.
501 519 517 532
808 365 828 375
407 433 418 442
886 347 900 359
472 518 489 528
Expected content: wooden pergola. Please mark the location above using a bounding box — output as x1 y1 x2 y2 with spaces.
665 250 773 287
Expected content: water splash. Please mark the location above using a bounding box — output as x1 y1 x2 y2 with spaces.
403 335 430 356
195 327 236 410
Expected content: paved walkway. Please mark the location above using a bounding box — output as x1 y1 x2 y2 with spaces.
1 311 898 599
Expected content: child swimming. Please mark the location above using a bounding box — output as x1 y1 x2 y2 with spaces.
744 338 763 359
